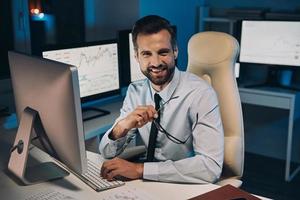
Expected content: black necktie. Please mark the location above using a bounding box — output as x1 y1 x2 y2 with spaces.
146 93 161 162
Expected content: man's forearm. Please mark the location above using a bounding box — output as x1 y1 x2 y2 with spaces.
143 155 222 184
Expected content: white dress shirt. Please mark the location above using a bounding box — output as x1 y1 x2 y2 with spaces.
99 68 224 183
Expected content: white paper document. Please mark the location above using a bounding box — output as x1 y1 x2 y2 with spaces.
101 186 157 200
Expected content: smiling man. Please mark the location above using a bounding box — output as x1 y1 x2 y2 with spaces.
99 15 224 184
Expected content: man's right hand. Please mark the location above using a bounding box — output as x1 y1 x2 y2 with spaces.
109 105 158 140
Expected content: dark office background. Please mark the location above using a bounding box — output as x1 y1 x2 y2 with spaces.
1 0 300 199
2 0 300 78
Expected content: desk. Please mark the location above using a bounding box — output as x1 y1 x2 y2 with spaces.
0 130 269 200
239 87 300 181
0 147 218 199
0 151 270 200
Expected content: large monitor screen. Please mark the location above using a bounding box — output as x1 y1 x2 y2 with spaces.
42 41 120 102
239 20 300 66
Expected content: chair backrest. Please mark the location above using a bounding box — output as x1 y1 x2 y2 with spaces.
187 31 244 187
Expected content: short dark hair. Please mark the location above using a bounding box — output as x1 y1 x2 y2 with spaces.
132 15 177 51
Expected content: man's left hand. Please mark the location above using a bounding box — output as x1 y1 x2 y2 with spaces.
101 158 144 181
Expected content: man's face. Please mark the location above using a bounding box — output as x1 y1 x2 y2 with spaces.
135 29 178 90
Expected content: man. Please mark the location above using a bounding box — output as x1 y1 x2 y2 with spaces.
99 15 224 184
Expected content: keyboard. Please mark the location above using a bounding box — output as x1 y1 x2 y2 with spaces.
80 159 125 192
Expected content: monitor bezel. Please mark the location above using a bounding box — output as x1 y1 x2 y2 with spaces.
41 39 121 103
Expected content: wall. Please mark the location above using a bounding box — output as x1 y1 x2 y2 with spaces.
85 0 139 41
206 0 300 10
205 0 300 16
1 0 31 113
11 0 31 54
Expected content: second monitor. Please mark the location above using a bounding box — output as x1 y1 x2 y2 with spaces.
42 40 120 120
239 20 300 88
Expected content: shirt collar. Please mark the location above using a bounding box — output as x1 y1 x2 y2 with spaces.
149 67 180 103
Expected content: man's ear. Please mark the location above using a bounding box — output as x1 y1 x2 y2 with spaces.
173 47 178 59
134 51 139 61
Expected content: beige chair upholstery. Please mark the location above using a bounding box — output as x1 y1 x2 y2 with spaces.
187 31 244 187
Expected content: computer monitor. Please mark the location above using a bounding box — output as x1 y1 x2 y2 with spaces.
235 62 240 78
240 20 300 66
239 20 300 87
42 40 120 120
8 51 87 183
118 29 146 86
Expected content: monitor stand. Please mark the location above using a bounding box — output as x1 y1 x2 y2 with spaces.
8 107 69 185
82 107 110 121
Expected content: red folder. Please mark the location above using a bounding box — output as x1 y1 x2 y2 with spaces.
189 184 262 200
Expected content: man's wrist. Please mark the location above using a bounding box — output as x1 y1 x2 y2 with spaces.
136 163 144 178
109 120 129 140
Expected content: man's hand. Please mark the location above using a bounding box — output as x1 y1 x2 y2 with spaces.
110 105 157 140
101 158 144 181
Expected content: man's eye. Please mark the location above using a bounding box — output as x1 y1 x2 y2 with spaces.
158 50 170 56
142 53 151 57
160 52 169 56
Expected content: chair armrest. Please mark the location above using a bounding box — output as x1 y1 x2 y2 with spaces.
216 178 243 188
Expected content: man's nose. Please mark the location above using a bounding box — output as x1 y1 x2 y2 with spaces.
149 55 162 67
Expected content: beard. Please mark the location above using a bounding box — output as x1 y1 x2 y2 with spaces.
142 64 175 86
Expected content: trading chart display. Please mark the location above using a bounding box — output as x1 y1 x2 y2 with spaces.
240 20 300 66
43 43 119 98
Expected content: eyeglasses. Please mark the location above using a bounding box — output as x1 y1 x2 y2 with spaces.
153 96 198 144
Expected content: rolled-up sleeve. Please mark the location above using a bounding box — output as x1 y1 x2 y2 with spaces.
99 86 137 158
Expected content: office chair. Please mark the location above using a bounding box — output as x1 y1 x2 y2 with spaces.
187 31 244 188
